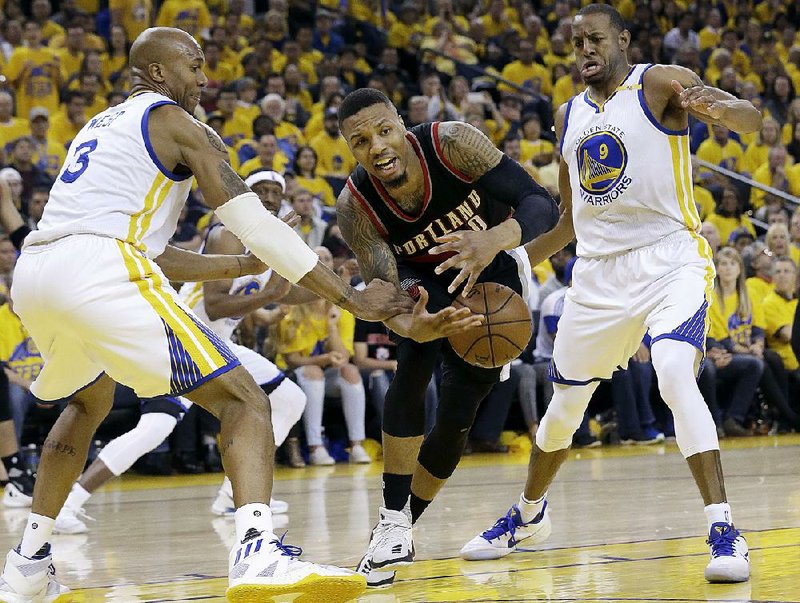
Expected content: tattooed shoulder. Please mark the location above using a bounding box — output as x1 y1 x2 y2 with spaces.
202 122 228 154
438 121 502 181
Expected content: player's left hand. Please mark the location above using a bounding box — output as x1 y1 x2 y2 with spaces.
280 210 301 229
430 230 499 295
671 80 726 120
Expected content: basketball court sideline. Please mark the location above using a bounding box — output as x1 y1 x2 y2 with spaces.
1 435 797 602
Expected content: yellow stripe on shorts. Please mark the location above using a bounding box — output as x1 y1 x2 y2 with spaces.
116 240 227 375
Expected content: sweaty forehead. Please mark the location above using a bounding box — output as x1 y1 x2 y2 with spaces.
342 104 397 137
572 14 611 36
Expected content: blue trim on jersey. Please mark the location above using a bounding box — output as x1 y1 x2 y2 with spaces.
559 97 574 156
547 360 607 386
261 372 285 387
637 64 689 136
173 361 241 396
141 101 192 182
650 332 706 354
163 319 204 393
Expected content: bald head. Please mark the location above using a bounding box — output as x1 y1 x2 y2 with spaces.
128 27 207 113
130 27 200 72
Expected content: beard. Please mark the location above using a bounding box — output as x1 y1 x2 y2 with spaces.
383 170 408 188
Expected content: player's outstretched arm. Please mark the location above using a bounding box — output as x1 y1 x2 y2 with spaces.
524 102 576 267
155 244 267 283
429 121 559 294
647 64 762 134
337 186 482 341
149 105 413 322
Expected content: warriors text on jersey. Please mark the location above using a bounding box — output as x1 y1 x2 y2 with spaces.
346 122 512 266
560 63 701 258
24 92 195 258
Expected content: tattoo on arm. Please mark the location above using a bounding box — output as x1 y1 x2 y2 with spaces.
203 123 228 154
218 161 250 199
337 191 400 287
439 122 503 180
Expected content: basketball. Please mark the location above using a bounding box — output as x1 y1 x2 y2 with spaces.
448 283 532 368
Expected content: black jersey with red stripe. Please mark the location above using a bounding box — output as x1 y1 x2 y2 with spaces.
346 122 512 267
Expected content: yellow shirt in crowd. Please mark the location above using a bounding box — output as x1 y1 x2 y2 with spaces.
0 304 44 383
762 291 798 370
709 290 765 346
275 308 355 370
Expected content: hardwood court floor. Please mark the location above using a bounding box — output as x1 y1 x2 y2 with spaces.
1 435 798 602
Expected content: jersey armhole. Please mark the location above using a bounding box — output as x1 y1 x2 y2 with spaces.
141 101 193 182
558 97 575 156
637 64 690 136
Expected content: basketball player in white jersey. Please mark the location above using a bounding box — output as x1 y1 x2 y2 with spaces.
0 27 428 603
52 171 312 535
459 4 760 583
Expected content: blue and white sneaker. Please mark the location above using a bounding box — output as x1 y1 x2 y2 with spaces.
0 544 70 603
705 522 750 583
460 502 552 561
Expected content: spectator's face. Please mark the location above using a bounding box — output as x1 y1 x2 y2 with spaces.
297 28 312 49
790 213 800 241
284 64 301 87
28 191 48 222
80 75 99 97
518 41 535 63
23 22 42 46
217 92 236 114
207 118 224 135
292 192 314 217
251 181 283 214
0 240 17 273
772 260 797 295
30 116 48 137
5 20 22 46
522 117 541 140
283 42 300 61
422 75 441 98
85 52 103 75
503 139 521 161
205 44 220 64
1 176 23 201
768 211 789 228
721 188 739 213
110 25 126 50
769 147 786 169
733 236 752 254
711 124 729 144
409 99 428 123
266 77 285 96
768 228 790 255
32 0 50 19
297 147 316 173
324 116 339 137
700 222 721 251
775 77 790 99
12 139 33 163
316 15 332 34
67 96 86 121
66 26 83 50
572 13 629 86
381 48 399 66
315 246 334 269
257 135 277 159
715 255 740 283
762 120 779 145
0 94 12 120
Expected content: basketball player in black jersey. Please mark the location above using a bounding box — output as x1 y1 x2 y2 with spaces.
335 89 559 582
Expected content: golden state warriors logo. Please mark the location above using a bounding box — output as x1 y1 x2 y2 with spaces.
576 131 632 206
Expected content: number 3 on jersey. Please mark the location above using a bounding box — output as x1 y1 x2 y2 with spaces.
60 139 98 183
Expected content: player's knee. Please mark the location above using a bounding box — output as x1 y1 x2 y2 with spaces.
339 363 362 384
535 385 589 452
301 365 324 381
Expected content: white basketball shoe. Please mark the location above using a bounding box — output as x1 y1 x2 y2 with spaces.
0 545 70 603
211 477 289 516
705 522 750 583
460 501 552 560
2 483 32 509
365 507 414 570
226 529 366 602
53 504 94 535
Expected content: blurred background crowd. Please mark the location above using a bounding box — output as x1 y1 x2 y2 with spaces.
0 0 799 484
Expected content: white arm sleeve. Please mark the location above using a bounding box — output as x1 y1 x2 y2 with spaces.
215 192 319 283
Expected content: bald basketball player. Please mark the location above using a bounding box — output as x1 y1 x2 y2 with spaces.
0 27 426 603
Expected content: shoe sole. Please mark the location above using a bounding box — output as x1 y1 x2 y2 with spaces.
460 512 553 561
705 564 750 583
226 574 366 603
53 523 88 535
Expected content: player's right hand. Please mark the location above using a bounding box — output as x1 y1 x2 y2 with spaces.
352 278 415 321
406 287 484 343
237 253 268 276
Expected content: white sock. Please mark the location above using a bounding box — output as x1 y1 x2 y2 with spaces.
518 492 546 524
65 483 92 510
221 476 233 498
234 503 273 543
19 513 55 558
704 502 733 530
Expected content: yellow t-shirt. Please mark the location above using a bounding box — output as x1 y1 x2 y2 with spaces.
520 139 554 165
740 141 772 175
275 121 306 156
552 75 586 111
31 137 67 178
0 118 30 151
110 0 153 42
709 289 764 346
5 47 61 118
0 304 43 383
750 163 800 209
762 291 798 370
499 61 553 96
296 175 336 207
204 62 236 85
706 213 756 246
387 22 424 49
698 26 721 50
694 184 715 220
745 277 774 306
156 0 211 37
695 138 744 175
49 113 82 148
237 154 290 178
275 308 356 369
55 48 83 82
309 132 356 179
221 113 253 146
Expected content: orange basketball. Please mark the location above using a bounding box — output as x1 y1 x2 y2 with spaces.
448 282 532 368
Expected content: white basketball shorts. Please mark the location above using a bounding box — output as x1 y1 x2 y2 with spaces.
12 235 240 401
549 230 714 385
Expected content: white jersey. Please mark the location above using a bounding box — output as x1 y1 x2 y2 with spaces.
25 92 194 258
560 64 701 258
179 224 274 341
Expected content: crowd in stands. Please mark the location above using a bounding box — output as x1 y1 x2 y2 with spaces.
0 0 799 480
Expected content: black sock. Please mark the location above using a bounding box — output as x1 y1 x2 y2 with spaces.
410 493 431 524
382 473 412 511
1 452 26 475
